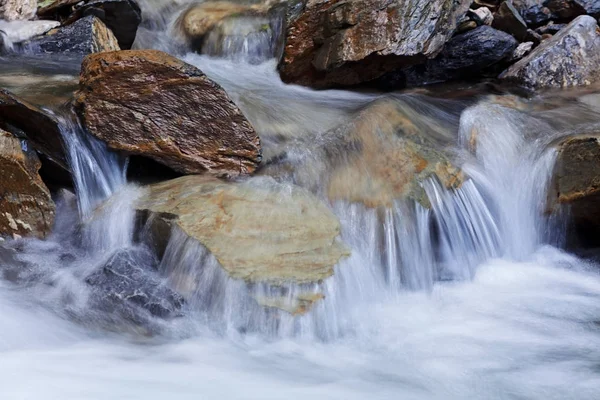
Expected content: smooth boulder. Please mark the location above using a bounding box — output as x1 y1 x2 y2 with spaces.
278 0 471 88
500 15 600 88
24 16 120 55
136 176 349 285
75 50 261 177
0 129 55 239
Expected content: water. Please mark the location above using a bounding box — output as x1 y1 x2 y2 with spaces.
2 3 600 399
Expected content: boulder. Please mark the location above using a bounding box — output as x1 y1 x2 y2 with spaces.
0 0 37 21
493 1 530 41
24 16 120 55
177 1 256 45
388 26 518 88
74 50 261 177
546 0 600 19
86 247 184 319
0 88 67 170
278 0 471 88
136 176 349 285
550 134 600 247
263 99 464 208
512 0 552 25
42 0 141 49
0 129 55 239
500 15 600 88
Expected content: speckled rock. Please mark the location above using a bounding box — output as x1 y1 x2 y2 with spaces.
136 176 349 285
0 129 55 239
500 16 600 89
0 0 36 21
278 0 471 88
24 16 120 55
75 50 261 177
512 0 552 25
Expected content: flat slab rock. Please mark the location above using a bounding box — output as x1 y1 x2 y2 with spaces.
136 176 349 285
278 0 471 88
500 15 600 88
75 50 261 177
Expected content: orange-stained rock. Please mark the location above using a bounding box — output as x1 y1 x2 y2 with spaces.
0 129 55 239
278 0 471 88
75 50 261 177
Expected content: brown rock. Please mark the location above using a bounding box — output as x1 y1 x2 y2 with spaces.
178 1 255 43
0 129 55 239
0 88 67 170
75 50 261 177
493 1 529 41
278 0 471 88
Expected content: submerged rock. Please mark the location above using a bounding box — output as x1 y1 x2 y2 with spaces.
278 0 471 88
500 15 600 88
86 247 184 319
0 0 37 21
263 98 464 208
0 129 55 239
24 16 120 55
75 50 261 177
0 88 67 170
136 176 348 285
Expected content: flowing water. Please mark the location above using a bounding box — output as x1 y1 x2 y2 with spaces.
2 2 600 399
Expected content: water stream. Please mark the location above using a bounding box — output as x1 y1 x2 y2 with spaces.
1 2 600 399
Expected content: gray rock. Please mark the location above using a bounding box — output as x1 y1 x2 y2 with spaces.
86 247 184 319
278 0 472 88
510 41 534 61
512 0 553 25
23 16 120 55
384 26 518 88
500 15 600 88
471 6 494 25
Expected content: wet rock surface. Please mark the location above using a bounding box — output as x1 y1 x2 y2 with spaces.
0 88 67 170
24 16 120 55
75 50 261 177
278 0 471 88
136 175 349 285
86 247 184 319
0 129 55 239
500 15 600 88
385 26 518 88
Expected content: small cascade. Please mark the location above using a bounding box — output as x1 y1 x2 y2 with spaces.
0 28 13 53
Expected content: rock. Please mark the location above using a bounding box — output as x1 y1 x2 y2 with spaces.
0 88 68 170
136 176 349 285
550 134 600 247
37 0 80 17
65 0 141 49
500 16 600 89
75 50 261 177
458 20 479 32
0 0 37 21
493 1 529 41
0 20 60 44
510 41 534 61
178 1 255 45
385 26 518 88
473 0 503 11
86 247 184 319
0 129 55 239
536 22 566 35
278 0 472 88
263 99 464 208
546 0 600 19
23 16 120 55
471 6 494 25
512 0 552 25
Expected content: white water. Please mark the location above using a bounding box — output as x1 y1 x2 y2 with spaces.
2 6 600 399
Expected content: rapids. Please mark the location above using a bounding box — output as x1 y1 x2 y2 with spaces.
2 2 600 399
